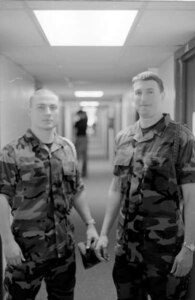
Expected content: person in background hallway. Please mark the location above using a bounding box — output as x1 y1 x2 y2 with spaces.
74 109 88 177
95 71 195 300
0 89 98 300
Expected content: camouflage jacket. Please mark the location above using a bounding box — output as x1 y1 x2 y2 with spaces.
113 114 195 263
0 129 84 262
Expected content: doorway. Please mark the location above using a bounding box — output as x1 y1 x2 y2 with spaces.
175 36 195 131
175 36 195 300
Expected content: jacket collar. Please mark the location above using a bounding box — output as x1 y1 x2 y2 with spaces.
24 129 64 152
129 113 171 142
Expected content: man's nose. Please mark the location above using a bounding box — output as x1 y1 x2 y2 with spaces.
140 93 147 103
45 106 52 114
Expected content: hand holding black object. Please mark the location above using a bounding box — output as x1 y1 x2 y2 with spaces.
78 242 101 269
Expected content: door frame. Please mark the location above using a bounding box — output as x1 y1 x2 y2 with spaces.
174 37 195 123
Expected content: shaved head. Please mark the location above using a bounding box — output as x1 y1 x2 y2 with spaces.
29 89 59 107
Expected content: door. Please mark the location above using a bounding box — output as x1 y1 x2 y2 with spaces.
186 55 195 134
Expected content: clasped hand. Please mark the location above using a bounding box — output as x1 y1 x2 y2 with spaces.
86 225 99 249
95 235 110 261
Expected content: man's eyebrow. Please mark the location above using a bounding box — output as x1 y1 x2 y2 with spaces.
134 87 154 91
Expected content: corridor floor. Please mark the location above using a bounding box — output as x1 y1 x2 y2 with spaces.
36 158 117 300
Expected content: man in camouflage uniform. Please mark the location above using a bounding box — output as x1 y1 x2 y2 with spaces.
0 89 98 300
96 72 195 300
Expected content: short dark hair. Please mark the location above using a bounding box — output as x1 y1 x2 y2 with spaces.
132 71 164 92
77 109 84 115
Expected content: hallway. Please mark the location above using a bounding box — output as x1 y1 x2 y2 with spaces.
37 158 118 300
0 1 195 299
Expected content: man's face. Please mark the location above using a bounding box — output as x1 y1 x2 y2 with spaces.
133 80 164 119
30 95 59 130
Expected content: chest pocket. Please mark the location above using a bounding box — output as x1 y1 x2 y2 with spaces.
114 147 134 173
143 153 174 194
18 158 48 200
19 159 46 182
62 160 76 176
114 147 134 193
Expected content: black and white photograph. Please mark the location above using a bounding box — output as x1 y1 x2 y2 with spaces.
0 1 195 300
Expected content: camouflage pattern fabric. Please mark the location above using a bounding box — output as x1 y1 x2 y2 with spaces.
0 129 84 262
113 114 195 300
4 252 76 300
112 114 195 299
113 254 190 300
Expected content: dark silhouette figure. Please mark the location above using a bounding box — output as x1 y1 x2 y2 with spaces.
74 110 88 177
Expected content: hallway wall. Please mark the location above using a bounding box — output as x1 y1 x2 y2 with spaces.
159 55 175 119
0 54 35 148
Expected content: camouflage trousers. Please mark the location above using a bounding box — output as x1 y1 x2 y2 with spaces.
112 254 190 300
4 252 76 300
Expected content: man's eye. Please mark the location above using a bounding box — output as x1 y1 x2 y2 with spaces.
50 105 57 110
38 105 45 110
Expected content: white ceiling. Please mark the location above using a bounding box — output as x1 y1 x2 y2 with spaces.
0 0 195 101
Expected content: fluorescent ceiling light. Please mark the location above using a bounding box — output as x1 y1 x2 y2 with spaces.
80 101 100 107
33 10 138 46
75 91 104 98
